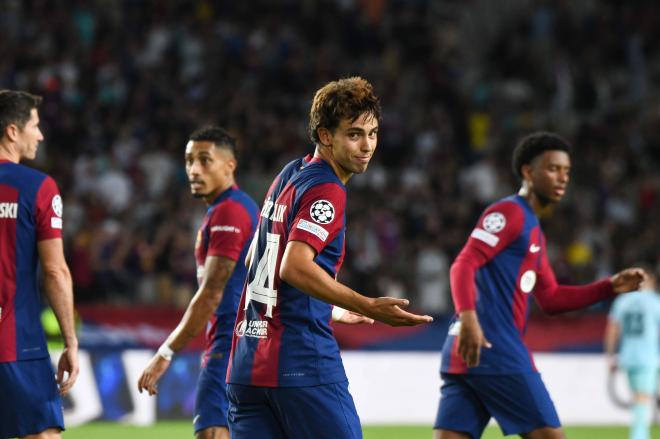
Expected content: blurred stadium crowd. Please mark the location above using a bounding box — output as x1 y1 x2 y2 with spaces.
3 0 660 314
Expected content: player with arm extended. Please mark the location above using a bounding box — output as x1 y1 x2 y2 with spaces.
434 132 646 439
226 77 433 439
605 268 660 439
137 126 259 439
0 90 79 439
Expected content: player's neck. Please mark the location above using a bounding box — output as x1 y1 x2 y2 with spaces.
314 147 352 184
0 141 20 163
202 179 235 206
518 186 549 216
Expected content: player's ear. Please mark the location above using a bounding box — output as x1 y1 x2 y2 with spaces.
520 163 533 181
316 127 332 147
4 123 19 143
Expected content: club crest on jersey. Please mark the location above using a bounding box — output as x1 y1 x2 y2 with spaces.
520 270 537 293
310 200 334 224
52 195 63 217
482 212 506 233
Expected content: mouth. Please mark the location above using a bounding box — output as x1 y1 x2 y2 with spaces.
553 187 566 197
355 156 371 164
189 181 204 190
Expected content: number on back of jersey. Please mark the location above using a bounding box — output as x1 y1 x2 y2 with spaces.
245 232 280 318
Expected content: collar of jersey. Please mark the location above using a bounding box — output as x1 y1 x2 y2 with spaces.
306 156 346 188
514 194 534 214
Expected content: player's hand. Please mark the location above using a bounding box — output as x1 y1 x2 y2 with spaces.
335 310 375 325
364 297 433 327
137 354 171 396
56 345 79 396
457 311 492 368
611 268 646 294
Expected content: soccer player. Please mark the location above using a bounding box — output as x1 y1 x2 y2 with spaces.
137 126 260 439
434 132 646 439
226 76 433 439
0 90 79 438
605 268 660 439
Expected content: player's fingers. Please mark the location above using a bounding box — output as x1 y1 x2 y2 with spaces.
482 337 492 348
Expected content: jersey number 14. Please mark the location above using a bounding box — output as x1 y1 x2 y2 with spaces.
245 232 280 318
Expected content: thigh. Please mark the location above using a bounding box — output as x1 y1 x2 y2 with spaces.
470 373 560 436
226 383 284 439
195 356 231 433
270 381 362 439
434 374 490 439
0 358 64 438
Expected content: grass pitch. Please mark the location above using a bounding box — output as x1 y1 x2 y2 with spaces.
61 421 657 438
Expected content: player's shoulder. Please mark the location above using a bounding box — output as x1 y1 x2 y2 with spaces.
294 160 345 193
1 162 53 192
476 195 526 231
227 186 259 212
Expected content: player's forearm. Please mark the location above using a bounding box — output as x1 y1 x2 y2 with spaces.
166 288 222 352
450 247 487 312
603 321 619 357
280 257 370 315
535 279 613 315
43 267 78 348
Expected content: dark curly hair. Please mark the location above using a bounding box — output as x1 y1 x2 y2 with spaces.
512 132 572 179
308 77 381 144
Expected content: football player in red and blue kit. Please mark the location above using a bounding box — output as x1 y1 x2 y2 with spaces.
226 77 433 439
0 90 79 439
138 126 258 439
434 132 646 439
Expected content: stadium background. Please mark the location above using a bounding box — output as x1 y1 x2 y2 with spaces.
4 0 660 436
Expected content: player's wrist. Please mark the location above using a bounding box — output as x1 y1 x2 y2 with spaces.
157 343 175 361
331 305 347 321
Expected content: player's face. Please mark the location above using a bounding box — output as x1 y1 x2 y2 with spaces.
327 112 378 179
528 150 571 205
15 109 44 160
185 140 236 201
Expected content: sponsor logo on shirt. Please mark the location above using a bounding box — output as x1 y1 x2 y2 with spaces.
52 195 63 217
310 200 334 224
211 225 240 233
51 217 62 229
0 202 18 219
482 212 506 233
296 218 329 241
260 200 287 222
235 319 268 339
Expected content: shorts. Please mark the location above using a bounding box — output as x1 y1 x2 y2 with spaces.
0 357 64 438
227 381 361 439
434 372 560 439
626 366 658 395
194 354 230 433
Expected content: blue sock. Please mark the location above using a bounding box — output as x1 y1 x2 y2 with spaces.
631 402 650 439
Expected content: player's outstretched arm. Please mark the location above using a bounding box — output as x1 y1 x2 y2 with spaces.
138 255 235 396
38 238 79 395
280 241 433 327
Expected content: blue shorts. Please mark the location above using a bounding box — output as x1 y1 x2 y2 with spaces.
434 373 560 438
626 366 658 395
0 357 64 438
227 381 361 439
194 354 230 433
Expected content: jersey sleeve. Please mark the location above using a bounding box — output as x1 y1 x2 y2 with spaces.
450 201 525 312
206 201 253 261
35 176 63 241
288 182 345 254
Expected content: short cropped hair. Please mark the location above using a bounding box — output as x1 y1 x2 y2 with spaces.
0 90 42 135
189 125 237 156
512 132 572 179
309 76 381 144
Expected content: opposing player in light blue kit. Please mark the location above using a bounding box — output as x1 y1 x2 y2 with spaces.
605 269 660 439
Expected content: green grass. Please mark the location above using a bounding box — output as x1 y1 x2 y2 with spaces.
62 422 657 438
